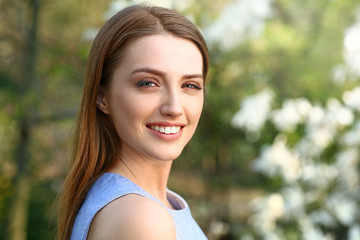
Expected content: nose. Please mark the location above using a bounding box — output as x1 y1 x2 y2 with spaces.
160 89 183 117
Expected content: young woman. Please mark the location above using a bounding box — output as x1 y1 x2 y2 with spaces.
57 4 209 240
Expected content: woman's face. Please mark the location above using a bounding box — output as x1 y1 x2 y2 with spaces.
98 34 204 162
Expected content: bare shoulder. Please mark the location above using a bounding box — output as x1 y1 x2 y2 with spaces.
87 194 176 240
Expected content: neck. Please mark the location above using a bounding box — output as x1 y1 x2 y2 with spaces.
109 148 173 206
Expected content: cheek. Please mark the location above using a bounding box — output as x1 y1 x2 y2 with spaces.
187 97 204 124
110 93 156 127
195 103 204 122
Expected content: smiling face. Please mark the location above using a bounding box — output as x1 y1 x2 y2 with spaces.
97 34 204 162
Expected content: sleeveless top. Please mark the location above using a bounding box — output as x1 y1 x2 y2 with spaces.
70 173 208 240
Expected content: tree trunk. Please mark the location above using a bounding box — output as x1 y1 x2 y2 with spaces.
9 0 40 239
10 173 31 240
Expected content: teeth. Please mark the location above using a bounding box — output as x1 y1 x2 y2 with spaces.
150 125 181 134
165 127 171 134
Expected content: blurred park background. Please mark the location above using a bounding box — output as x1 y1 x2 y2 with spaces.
1 0 360 239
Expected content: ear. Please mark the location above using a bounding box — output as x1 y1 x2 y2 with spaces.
96 88 110 114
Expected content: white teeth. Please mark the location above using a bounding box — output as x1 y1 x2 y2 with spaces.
165 127 171 134
150 125 181 134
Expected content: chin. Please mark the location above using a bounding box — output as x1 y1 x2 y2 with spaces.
147 143 187 162
153 150 183 162
157 154 181 162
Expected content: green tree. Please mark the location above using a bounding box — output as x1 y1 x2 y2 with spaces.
0 0 110 239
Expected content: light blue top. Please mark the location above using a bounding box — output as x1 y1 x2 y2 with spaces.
71 173 208 240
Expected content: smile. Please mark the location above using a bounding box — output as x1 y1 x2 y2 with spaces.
148 125 182 135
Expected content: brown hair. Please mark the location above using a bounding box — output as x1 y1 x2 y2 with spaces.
57 4 209 240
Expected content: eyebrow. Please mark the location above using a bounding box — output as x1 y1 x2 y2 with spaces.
131 67 203 80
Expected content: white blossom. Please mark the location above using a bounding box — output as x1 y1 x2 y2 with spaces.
343 8 360 77
104 0 131 19
263 232 285 240
271 98 312 132
231 88 274 133
305 105 338 149
208 220 230 236
342 121 360 146
104 0 195 20
326 194 358 226
331 64 348 84
267 194 285 219
299 217 335 240
230 4 360 240
204 0 274 50
82 28 99 41
309 127 334 148
349 225 360 240
253 135 301 183
301 163 338 189
281 187 305 218
309 210 336 227
307 105 325 126
343 87 360 111
335 148 359 190
245 87 360 238
326 98 354 126
296 137 324 158
250 194 285 234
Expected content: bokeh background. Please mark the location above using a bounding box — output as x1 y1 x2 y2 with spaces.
1 0 360 239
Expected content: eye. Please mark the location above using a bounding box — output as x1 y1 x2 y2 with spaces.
183 83 202 90
137 79 158 88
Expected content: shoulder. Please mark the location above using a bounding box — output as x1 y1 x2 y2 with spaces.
87 194 176 240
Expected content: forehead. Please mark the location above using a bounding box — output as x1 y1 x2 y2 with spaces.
119 34 203 73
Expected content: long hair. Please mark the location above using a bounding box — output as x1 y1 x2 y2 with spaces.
57 4 209 240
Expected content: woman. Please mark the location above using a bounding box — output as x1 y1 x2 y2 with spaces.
57 4 209 240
